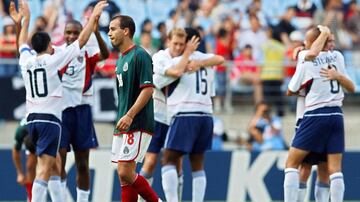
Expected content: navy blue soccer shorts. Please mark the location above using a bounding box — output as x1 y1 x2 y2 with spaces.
60 104 98 151
27 113 61 157
292 106 344 154
147 121 169 153
164 112 213 154
295 118 327 164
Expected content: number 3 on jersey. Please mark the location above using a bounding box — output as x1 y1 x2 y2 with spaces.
27 68 48 98
196 68 208 95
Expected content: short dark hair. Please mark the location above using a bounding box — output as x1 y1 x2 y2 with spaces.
111 15 136 38
31 31 51 53
185 27 201 42
65 20 83 29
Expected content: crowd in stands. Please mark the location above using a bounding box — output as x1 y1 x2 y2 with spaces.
1 0 360 150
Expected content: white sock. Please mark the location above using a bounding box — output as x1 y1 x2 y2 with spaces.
32 179 48 202
192 170 206 202
77 187 90 202
284 168 299 202
178 173 184 202
315 181 330 202
161 165 178 202
297 182 307 202
48 175 64 202
330 172 345 202
62 179 67 202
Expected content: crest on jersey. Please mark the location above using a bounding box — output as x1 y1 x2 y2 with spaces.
123 146 129 154
123 62 128 72
77 56 84 63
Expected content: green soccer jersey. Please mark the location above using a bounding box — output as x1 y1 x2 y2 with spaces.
114 45 154 135
14 119 28 151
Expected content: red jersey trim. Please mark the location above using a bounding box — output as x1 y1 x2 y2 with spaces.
139 84 155 89
121 44 136 56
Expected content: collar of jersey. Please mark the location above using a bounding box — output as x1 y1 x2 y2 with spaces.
121 44 136 56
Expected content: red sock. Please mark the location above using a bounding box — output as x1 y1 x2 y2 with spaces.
132 175 159 202
25 182 33 202
121 184 138 202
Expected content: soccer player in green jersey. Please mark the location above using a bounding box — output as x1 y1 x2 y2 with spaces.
108 15 161 202
12 118 36 202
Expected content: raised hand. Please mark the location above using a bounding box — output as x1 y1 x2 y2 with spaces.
9 0 22 24
317 25 331 35
91 1 108 19
185 36 200 54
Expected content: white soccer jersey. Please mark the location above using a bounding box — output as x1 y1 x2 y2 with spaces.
59 43 100 108
19 41 81 120
288 50 350 112
152 49 215 124
166 51 215 120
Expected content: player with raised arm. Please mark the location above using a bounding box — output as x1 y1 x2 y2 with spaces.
14 1 107 201
139 27 224 202
108 15 161 202
284 26 355 202
58 16 110 202
12 118 36 202
294 32 336 202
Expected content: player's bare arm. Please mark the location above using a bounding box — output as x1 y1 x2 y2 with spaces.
165 36 200 78
305 25 330 61
186 55 225 73
78 1 108 49
12 148 25 185
17 0 30 47
116 87 154 131
9 0 22 50
93 16 110 60
320 67 355 93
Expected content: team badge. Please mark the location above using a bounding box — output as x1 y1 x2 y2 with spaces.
123 146 129 154
123 62 128 72
77 56 84 63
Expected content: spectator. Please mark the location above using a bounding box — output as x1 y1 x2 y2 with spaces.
314 0 348 48
0 16 17 77
261 28 286 117
134 19 161 51
247 102 286 152
272 6 296 47
293 0 317 30
165 8 186 33
178 0 195 26
237 15 267 61
0 0 18 17
214 28 232 112
42 0 71 45
346 0 360 48
241 0 268 29
139 31 157 56
156 21 167 50
231 44 263 104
